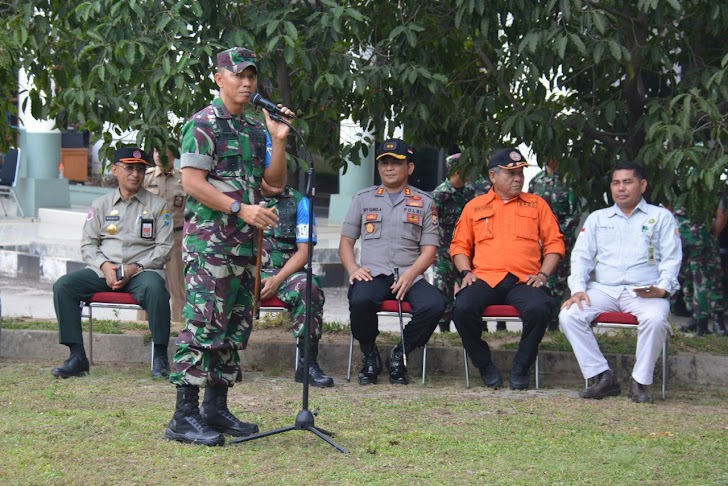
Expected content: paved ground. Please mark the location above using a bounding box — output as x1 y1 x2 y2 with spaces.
1 275 486 334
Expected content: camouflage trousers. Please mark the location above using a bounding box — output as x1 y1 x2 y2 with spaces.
678 246 725 319
170 254 255 388
261 268 325 339
432 250 459 328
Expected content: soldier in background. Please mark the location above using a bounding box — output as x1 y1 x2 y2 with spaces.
431 152 490 332
137 147 186 324
674 207 727 336
259 185 333 387
528 158 581 330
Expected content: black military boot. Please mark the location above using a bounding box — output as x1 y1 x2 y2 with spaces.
358 343 382 385
295 338 334 388
713 312 727 336
695 318 711 336
678 318 697 333
200 386 259 437
165 386 224 446
388 342 409 385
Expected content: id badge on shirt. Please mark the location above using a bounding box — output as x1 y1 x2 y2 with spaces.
141 218 154 239
647 243 656 264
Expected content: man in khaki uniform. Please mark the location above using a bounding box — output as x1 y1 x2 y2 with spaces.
51 147 174 379
136 148 186 323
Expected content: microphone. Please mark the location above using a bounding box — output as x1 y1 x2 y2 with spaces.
250 93 294 119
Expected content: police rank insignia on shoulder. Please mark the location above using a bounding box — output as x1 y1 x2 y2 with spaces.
404 187 412 196
365 222 375 233
375 187 385 196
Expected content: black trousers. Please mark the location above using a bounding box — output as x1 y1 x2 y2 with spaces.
452 274 554 371
53 268 171 346
348 275 445 351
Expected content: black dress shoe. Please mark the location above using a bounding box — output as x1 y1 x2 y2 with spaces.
152 354 170 379
479 360 503 388
628 378 653 404
579 369 621 399
509 373 530 390
51 355 90 378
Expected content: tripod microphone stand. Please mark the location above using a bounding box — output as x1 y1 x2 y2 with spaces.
230 113 348 454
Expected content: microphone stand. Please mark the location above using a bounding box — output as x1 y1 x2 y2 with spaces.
230 112 348 454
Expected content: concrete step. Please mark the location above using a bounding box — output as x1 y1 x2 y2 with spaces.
2 329 726 389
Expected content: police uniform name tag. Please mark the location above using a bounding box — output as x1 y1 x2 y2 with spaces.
141 218 154 239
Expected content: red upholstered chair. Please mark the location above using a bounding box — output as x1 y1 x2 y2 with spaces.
463 305 541 389
346 300 429 384
590 312 668 399
82 292 143 365
258 297 299 368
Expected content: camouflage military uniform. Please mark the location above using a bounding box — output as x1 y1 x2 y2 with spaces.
170 98 272 388
674 207 726 321
260 186 325 338
528 170 581 310
431 178 490 330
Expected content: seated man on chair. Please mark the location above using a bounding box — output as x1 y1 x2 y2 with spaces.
51 147 174 379
559 161 682 403
451 148 564 390
259 184 333 387
339 138 445 385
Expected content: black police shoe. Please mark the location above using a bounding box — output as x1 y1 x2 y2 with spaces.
479 359 503 388
628 378 653 404
51 354 90 378
388 343 409 385
579 369 621 399
152 354 170 379
358 344 382 385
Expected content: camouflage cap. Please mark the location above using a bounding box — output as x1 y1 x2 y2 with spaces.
446 153 461 172
114 147 151 166
217 47 257 74
488 148 531 170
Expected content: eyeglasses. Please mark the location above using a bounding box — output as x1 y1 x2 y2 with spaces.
115 162 147 174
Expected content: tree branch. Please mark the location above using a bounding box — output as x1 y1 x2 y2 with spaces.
585 0 639 23
474 46 525 111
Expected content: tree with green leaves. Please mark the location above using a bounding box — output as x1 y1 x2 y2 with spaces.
2 0 727 218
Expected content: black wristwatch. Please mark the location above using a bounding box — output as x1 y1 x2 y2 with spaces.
459 269 472 279
229 200 241 216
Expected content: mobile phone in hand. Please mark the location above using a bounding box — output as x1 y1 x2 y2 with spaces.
115 265 125 281
633 285 651 292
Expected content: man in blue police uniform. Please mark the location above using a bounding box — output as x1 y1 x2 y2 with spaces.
339 138 445 385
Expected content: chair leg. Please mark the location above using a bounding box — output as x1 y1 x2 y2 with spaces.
421 344 427 385
150 341 154 370
662 337 668 400
295 336 299 371
10 191 24 218
535 354 540 390
346 332 353 382
88 307 94 366
464 349 470 389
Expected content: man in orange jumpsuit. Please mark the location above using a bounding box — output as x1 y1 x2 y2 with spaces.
450 148 565 390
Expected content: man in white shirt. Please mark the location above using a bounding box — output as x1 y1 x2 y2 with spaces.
559 162 682 403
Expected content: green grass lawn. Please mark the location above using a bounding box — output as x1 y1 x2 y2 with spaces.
1 360 727 484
